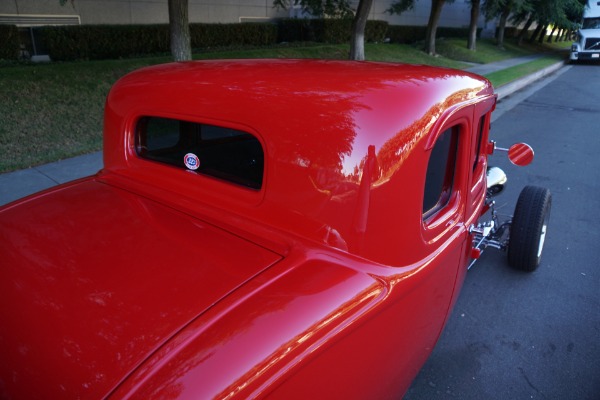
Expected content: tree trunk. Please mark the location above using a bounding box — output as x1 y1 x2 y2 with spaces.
496 6 510 49
555 28 563 42
467 0 480 51
516 16 534 46
169 0 191 61
528 23 543 43
537 24 548 44
425 0 445 55
349 0 374 61
547 25 557 42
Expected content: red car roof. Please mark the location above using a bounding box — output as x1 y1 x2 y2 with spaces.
103 59 494 265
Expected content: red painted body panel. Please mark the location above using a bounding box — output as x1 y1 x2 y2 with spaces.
0 60 495 399
112 245 463 399
0 180 281 398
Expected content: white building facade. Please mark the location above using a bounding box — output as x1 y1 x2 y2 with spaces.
1 0 482 28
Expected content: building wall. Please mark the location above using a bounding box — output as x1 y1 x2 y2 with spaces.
1 0 484 28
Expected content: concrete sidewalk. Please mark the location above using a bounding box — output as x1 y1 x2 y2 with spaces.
0 151 102 205
0 56 568 207
465 54 545 75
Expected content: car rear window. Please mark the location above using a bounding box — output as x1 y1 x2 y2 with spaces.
136 117 264 190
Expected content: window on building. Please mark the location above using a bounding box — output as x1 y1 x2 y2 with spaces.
136 117 264 190
423 127 459 218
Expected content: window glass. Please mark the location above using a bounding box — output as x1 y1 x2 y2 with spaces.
136 117 264 190
583 17 600 29
473 115 486 171
423 127 458 218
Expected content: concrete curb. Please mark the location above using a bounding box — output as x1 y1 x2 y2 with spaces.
495 60 566 100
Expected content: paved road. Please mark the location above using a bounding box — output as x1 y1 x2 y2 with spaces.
405 63 600 399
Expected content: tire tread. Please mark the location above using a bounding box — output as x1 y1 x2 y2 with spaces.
508 186 552 271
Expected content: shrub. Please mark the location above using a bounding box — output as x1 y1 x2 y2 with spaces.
35 20 475 62
41 23 277 61
277 18 388 44
499 27 535 39
0 25 20 60
366 20 389 43
277 18 317 42
190 23 277 48
386 25 427 44
41 24 170 61
437 26 480 39
386 26 481 45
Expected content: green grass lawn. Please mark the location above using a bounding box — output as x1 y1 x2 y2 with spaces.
485 56 564 87
436 38 531 63
0 38 568 173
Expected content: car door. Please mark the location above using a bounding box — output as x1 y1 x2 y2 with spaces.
466 97 496 223
420 104 474 326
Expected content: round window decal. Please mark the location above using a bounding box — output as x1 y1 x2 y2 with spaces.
183 153 200 170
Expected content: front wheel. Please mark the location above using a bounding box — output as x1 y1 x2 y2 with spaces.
508 186 552 271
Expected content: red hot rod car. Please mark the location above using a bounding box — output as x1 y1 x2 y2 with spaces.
0 60 551 399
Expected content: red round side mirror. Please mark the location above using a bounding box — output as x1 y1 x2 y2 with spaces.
508 143 534 166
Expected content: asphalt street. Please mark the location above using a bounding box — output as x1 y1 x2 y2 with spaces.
404 63 600 399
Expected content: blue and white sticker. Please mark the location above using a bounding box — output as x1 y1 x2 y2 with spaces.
183 153 200 170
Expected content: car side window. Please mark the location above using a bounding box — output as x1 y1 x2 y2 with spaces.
136 116 264 190
423 127 459 219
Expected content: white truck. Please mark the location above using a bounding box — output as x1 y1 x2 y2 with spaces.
570 0 600 62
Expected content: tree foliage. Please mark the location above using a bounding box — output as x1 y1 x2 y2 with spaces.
483 0 585 46
386 0 416 14
273 0 354 18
